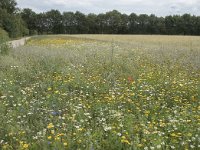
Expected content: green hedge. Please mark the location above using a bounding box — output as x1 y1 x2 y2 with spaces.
0 28 10 55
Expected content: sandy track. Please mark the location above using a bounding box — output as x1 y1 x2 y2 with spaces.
9 37 31 48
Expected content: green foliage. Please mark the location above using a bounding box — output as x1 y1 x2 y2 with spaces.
0 0 29 38
74 11 89 34
0 0 17 14
1 11 29 38
0 27 9 40
46 9 64 34
0 27 10 55
21 9 200 35
62 12 77 34
20 8 37 35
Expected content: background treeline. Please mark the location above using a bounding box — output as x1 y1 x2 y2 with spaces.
1 0 200 39
0 0 28 38
21 9 200 35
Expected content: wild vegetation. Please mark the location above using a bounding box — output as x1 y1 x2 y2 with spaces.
0 0 28 38
0 27 10 55
0 35 199 149
0 0 200 150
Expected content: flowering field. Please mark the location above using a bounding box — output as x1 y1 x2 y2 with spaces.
0 35 199 150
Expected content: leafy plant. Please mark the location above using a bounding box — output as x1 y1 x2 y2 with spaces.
0 28 10 55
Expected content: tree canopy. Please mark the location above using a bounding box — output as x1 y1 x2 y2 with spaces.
1 0 200 37
21 9 200 35
0 0 17 14
0 0 28 38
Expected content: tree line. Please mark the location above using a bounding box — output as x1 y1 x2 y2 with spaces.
1 0 200 39
0 0 28 38
21 9 200 35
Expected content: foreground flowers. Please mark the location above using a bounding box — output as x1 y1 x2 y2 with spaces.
0 35 199 149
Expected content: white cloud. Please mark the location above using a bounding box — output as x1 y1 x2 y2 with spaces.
16 0 200 16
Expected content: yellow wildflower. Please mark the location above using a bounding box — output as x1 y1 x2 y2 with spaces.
2 144 9 149
137 144 143 147
121 139 131 145
121 136 131 145
47 123 54 129
51 130 55 134
54 90 59 94
77 128 84 131
23 144 29 149
55 137 60 141
63 142 68 146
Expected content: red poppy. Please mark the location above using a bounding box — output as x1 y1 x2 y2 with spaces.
128 76 134 83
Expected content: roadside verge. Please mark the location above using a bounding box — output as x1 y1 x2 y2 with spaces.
9 37 31 48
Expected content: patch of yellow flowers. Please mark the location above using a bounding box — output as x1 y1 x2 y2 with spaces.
47 123 54 129
27 37 90 46
121 136 131 145
19 141 29 150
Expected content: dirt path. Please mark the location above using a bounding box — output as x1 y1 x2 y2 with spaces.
9 37 31 48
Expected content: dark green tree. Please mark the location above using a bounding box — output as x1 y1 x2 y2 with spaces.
165 16 176 35
35 13 48 34
21 8 37 35
147 14 159 34
87 13 98 34
119 14 129 34
74 11 88 34
0 0 28 38
128 13 138 34
0 9 28 37
96 13 107 34
62 12 77 34
0 0 17 14
196 16 200 35
46 9 63 34
137 14 149 34
104 10 122 34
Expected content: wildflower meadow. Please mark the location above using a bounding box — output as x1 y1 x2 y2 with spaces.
0 35 199 150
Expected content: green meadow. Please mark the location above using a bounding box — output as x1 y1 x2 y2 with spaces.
0 35 199 150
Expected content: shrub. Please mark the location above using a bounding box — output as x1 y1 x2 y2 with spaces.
0 27 10 55
29 29 38 35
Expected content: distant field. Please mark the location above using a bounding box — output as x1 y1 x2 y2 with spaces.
70 34 200 47
0 35 199 150
70 34 200 43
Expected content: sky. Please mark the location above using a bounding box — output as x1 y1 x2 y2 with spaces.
16 0 200 16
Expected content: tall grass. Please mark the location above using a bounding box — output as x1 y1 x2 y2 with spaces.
0 35 199 150
0 28 10 55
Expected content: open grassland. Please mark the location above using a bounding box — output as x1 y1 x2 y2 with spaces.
69 35 200 49
0 35 199 150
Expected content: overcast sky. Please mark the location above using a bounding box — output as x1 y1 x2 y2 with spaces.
16 0 200 16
